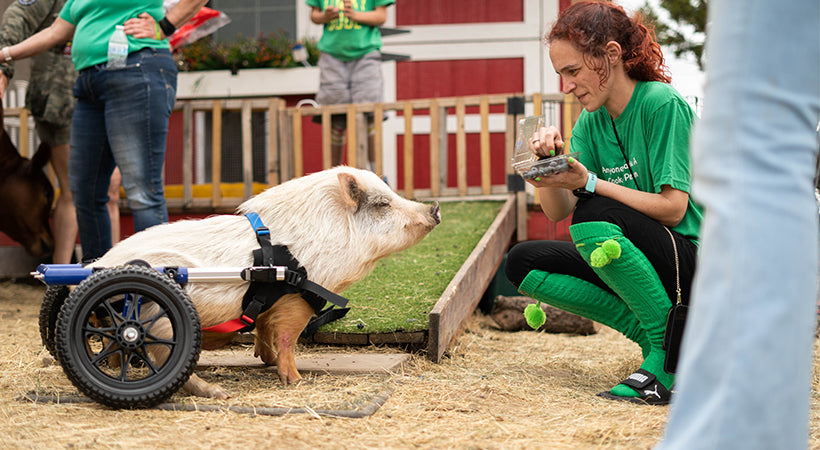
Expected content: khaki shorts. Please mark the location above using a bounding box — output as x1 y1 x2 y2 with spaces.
34 117 71 147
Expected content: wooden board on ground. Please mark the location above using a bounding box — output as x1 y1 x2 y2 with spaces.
197 351 410 375
428 195 516 362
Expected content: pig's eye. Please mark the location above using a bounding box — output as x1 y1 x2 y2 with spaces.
374 199 391 208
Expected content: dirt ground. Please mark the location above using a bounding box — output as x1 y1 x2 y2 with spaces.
2 279 820 449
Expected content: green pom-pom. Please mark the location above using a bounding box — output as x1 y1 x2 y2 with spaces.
601 239 621 259
524 302 547 330
590 247 610 267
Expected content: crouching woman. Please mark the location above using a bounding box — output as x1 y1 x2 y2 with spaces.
505 1 701 405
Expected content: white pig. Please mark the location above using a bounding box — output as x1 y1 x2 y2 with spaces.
91 166 441 398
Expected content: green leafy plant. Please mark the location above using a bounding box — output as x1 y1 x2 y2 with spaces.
174 32 320 72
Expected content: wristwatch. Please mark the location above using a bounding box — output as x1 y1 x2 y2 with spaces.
572 172 597 198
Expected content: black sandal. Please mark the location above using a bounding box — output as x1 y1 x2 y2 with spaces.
597 369 672 405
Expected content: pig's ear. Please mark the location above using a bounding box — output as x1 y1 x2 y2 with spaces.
338 172 364 208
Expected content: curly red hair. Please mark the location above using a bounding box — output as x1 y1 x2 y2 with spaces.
547 1 671 85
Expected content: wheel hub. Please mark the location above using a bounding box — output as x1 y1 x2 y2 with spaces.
117 321 145 349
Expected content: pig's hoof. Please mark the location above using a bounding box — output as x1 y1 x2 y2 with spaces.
198 384 230 399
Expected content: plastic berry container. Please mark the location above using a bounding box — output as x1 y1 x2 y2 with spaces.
511 115 578 180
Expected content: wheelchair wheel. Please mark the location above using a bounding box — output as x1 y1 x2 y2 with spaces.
39 285 70 361
55 265 201 409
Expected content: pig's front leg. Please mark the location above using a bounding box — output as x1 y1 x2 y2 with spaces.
254 294 314 385
183 373 230 399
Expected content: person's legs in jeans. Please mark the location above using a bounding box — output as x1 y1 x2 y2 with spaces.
658 0 820 448
104 48 176 233
69 73 116 262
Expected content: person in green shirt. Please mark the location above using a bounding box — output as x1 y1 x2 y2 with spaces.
307 0 394 169
505 1 701 405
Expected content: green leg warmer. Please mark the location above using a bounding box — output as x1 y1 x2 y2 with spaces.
519 270 650 357
569 221 674 399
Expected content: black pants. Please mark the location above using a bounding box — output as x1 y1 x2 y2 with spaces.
505 196 698 305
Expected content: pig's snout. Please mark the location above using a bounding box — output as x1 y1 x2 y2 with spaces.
430 202 441 225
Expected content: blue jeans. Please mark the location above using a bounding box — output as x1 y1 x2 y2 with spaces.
69 47 177 261
657 0 820 449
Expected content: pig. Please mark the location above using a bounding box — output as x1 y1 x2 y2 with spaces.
0 102 54 259
91 166 441 398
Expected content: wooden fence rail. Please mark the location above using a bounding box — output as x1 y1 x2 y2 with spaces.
3 93 579 213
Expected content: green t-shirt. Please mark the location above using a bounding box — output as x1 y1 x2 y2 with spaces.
306 0 394 61
59 0 168 71
570 81 702 242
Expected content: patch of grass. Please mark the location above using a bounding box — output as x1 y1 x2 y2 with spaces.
321 200 504 334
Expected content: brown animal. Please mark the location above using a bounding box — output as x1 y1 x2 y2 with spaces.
0 103 53 259
92 166 441 398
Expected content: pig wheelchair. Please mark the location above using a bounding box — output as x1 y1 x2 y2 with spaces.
33 261 348 409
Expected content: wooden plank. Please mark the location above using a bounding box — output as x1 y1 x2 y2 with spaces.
278 101 292 182
403 102 414 198
197 351 410 375
373 103 384 176
321 107 332 169
347 104 357 168
427 195 517 362
182 102 193 208
241 100 253 199
429 98 440 197
563 93 574 148
18 108 28 157
438 104 448 193
455 98 467 196
356 112 368 168
533 92 542 116
266 98 280 186
292 107 304 178
211 100 223 207
479 95 491 195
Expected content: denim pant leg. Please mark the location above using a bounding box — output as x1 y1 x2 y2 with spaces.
69 91 116 261
104 48 176 233
658 1 820 449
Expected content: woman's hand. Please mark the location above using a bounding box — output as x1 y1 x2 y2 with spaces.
529 125 565 158
526 156 589 191
124 13 159 39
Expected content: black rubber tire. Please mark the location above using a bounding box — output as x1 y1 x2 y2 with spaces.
55 265 201 409
39 285 70 361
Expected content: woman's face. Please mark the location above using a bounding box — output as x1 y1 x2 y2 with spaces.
549 39 610 112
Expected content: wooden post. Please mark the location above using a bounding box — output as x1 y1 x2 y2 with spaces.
278 99 292 182
563 93 574 149
347 104 357 168
356 112 368 169
292 107 303 178
18 108 28 158
429 98 440 197
438 104 448 193
321 107 332 170
267 98 280 186
403 101 414 198
211 100 223 207
479 95 491 195
182 102 193 209
373 103 384 176
456 98 467 196
241 100 253 199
